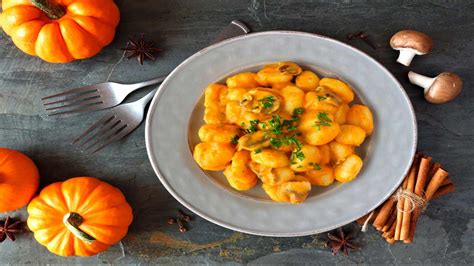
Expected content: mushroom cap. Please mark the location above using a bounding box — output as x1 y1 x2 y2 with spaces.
390 30 433 54
425 72 463 104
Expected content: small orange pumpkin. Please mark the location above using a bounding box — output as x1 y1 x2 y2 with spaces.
0 0 120 63
0 147 39 213
27 177 133 256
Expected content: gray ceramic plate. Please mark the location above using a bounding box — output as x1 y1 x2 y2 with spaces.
145 31 417 237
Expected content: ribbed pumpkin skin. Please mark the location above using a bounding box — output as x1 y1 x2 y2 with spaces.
27 177 133 257
0 147 39 212
0 0 120 63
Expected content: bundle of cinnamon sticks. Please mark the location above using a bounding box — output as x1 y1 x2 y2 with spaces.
358 153 455 244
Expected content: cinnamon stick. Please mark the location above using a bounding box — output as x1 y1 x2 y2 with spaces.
425 168 449 200
414 156 433 197
384 218 397 239
394 170 412 240
373 198 396 229
426 162 441 184
432 184 455 199
405 166 447 243
381 209 397 232
400 155 419 240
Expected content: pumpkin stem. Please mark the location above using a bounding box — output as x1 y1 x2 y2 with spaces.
31 0 66 20
63 212 96 244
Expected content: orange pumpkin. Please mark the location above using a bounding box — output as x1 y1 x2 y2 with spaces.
0 147 39 213
27 177 133 256
0 0 120 63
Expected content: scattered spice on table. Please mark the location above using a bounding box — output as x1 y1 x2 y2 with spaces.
0 216 23 243
346 31 377 49
168 209 193 233
122 34 162 65
326 227 359 256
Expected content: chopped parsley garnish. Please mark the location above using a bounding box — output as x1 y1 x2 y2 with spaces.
309 162 322 170
269 115 283 135
254 149 262 154
291 150 305 162
317 95 327 101
287 125 297 132
293 107 305 117
282 119 296 131
314 111 332 130
258 96 275 109
281 134 304 164
266 108 305 136
270 138 282 148
269 135 303 150
250 119 260 128
270 108 305 134
230 135 239 145
283 135 303 149
243 119 260 134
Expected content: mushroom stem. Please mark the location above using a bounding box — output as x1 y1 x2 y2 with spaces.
408 71 434 94
397 50 417 66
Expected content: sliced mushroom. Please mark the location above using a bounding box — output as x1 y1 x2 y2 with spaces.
239 89 281 114
237 131 271 151
277 62 302 75
316 86 343 106
408 71 462 104
390 30 433 66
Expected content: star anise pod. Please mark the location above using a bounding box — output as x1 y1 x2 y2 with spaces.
122 34 162 65
167 209 193 233
0 216 22 243
326 227 359 256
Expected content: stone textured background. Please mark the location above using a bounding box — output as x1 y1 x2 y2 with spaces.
0 0 473 264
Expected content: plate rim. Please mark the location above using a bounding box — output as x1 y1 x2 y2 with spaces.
145 30 418 237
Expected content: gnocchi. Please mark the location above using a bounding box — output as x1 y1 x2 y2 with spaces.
193 62 374 203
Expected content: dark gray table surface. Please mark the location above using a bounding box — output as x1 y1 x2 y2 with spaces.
1 0 473 264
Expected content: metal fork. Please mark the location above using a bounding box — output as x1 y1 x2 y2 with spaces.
73 88 157 153
73 20 250 153
42 19 250 117
42 77 165 116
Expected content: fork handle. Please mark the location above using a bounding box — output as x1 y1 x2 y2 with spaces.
125 76 166 92
137 88 158 108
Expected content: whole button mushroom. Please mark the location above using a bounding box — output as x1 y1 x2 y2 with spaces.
390 30 433 66
408 71 463 104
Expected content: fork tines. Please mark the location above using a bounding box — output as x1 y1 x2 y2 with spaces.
42 86 105 116
73 113 130 154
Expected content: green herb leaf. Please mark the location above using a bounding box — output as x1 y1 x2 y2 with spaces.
258 96 275 109
243 119 260 134
317 95 327 101
287 125 297 132
282 135 303 149
293 107 305 116
291 150 305 162
314 111 332 130
309 162 322 170
250 119 260 127
270 138 282 148
269 115 283 135
254 149 262 154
